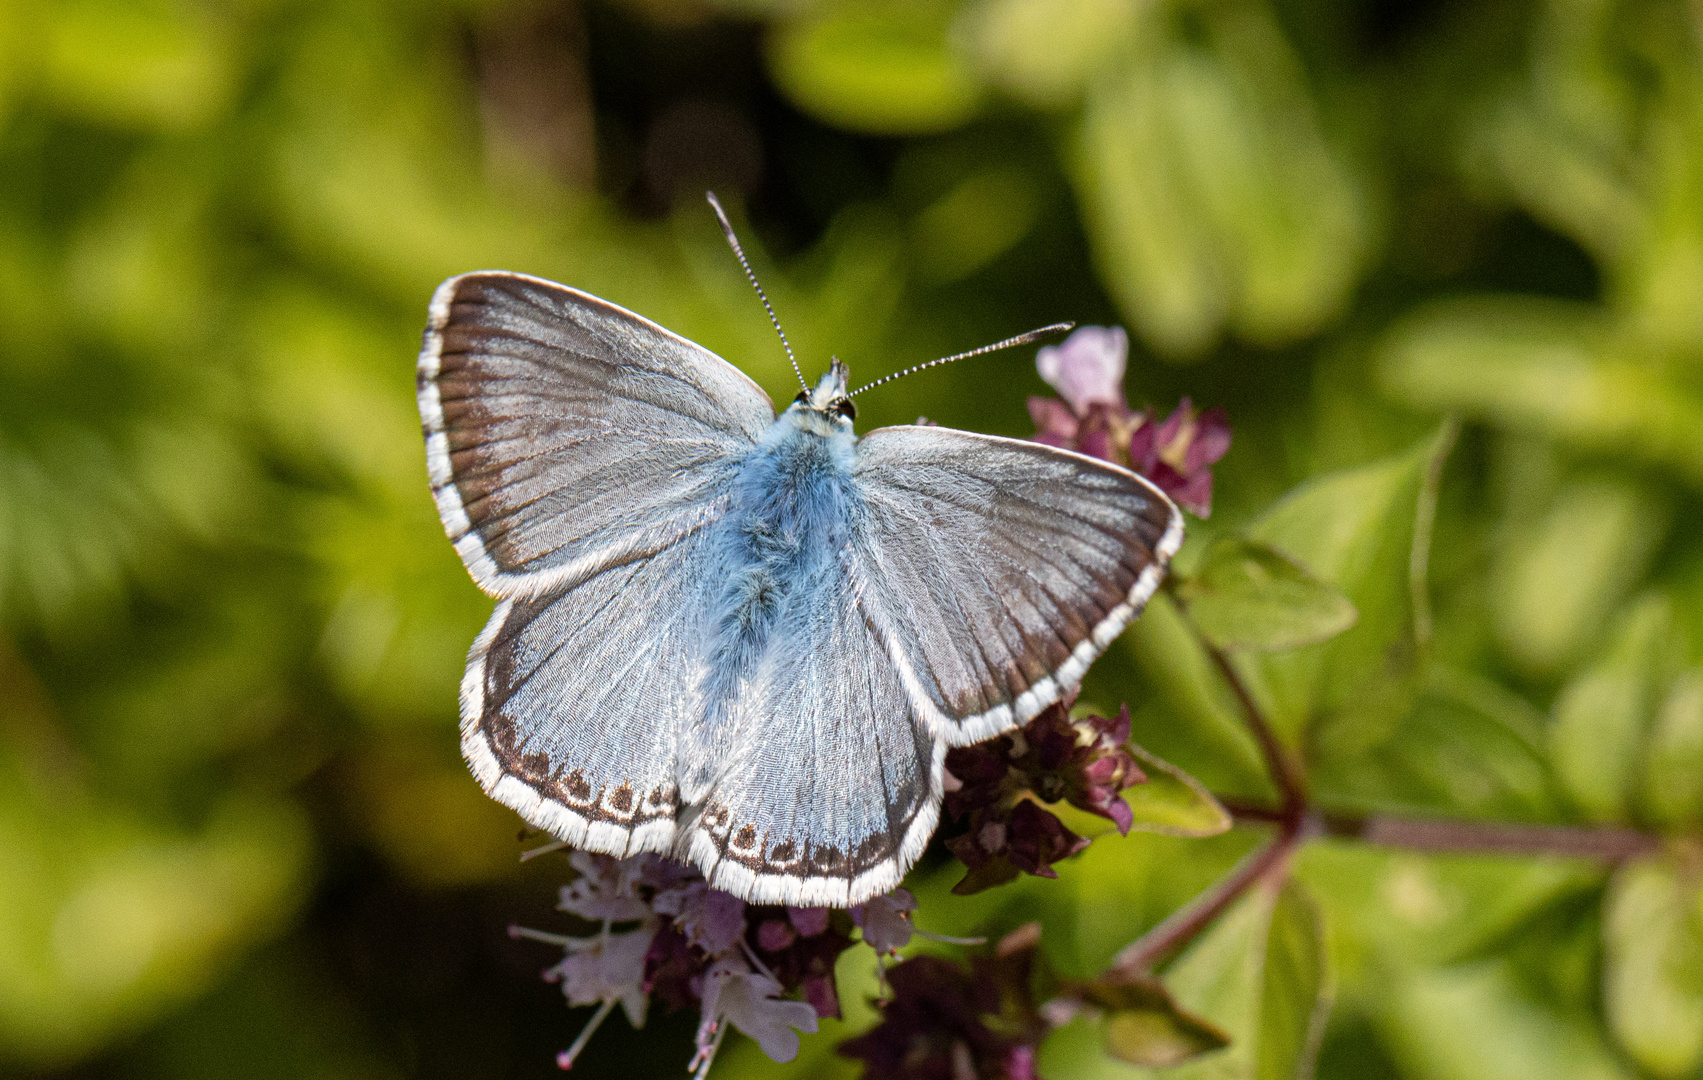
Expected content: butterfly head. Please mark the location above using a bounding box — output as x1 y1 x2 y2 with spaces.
791 359 857 427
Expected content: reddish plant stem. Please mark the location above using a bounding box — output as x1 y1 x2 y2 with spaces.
1223 801 1659 859
1108 605 1313 974
1112 821 1301 974
1201 642 1308 814
1324 814 1657 860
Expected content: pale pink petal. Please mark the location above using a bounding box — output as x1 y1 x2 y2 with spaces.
558 853 651 922
1026 395 1078 439
699 889 748 954
694 960 819 1065
547 927 655 1025
719 970 819 1063
653 882 747 957
1036 326 1127 414
1170 470 1214 517
1185 406 1232 472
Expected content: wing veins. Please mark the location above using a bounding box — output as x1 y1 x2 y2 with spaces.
452 461 727 540
866 471 1135 536
502 566 645 749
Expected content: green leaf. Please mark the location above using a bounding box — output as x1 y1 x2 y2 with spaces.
1155 878 1332 1080
961 0 1141 109
44 0 239 131
1258 881 1331 1080
767 1 983 135
0 774 314 1066
1643 669 1703 828
1245 435 1430 616
1163 2 1368 350
1074 970 1230 1068
1312 666 1562 820
1238 430 1445 748
1377 296 1703 489
1071 4 1368 359
1383 961 1637 1080
1296 844 1598 976
1549 594 1682 822
1603 855 1703 1079
1178 538 1359 652
909 167 1038 283
1491 473 1669 677
1074 46 1224 358
1124 744 1234 838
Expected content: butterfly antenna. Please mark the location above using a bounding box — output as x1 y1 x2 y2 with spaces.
706 191 808 392
848 322 1074 397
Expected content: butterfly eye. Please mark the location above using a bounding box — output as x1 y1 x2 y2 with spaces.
832 398 857 421
793 390 812 406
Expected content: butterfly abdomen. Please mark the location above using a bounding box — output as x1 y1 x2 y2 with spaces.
694 419 861 728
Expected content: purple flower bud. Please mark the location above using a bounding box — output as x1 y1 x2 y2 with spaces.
748 904 857 1020
521 853 861 1072
757 918 797 952
838 926 1050 1080
641 921 703 1013
1003 799 1089 878
851 889 918 954
802 974 840 1021
787 906 831 937
653 881 747 956
943 698 1150 891
1005 1045 1040 1080
1130 399 1231 517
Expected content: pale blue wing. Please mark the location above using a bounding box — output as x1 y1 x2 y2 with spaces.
461 527 720 857
418 271 773 598
851 426 1184 747
682 553 944 907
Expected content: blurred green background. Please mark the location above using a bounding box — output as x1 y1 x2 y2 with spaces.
3 0 1703 1078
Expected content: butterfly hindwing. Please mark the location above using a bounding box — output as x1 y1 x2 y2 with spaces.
418 271 773 597
463 526 722 857
685 554 944 907
851 426 1183 746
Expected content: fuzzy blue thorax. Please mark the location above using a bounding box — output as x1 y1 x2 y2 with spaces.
694 363 861 736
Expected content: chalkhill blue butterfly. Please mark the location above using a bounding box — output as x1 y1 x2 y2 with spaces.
417 200 1183 907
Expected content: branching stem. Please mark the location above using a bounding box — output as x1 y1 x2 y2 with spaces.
1112 588 1661 976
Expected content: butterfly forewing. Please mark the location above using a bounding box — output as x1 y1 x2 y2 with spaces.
851 427 1182 747
419 271 773 597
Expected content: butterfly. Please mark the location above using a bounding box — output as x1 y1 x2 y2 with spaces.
418 245 1182 908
